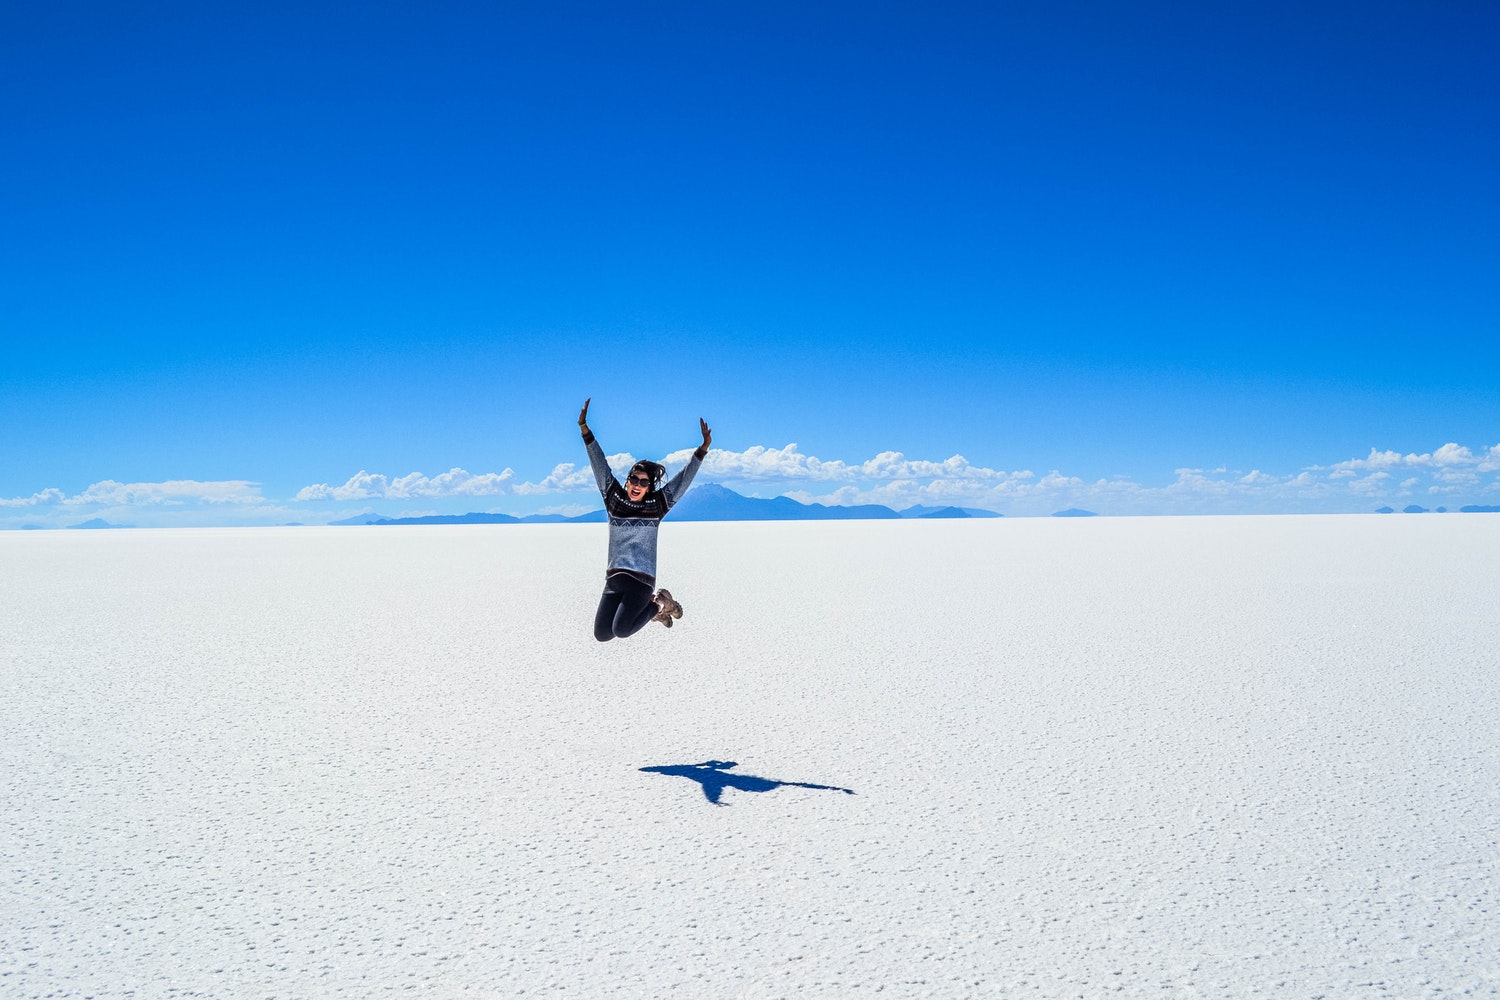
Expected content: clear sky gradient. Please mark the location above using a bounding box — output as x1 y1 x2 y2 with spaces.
3 1 1496 526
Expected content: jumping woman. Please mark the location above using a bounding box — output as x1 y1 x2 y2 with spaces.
579 398 711 641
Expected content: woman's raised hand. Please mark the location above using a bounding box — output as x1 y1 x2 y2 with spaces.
579 398 591 430
698 417 712 453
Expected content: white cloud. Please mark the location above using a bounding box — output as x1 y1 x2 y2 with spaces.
297 467 517 501
394 468 517 497
297 456 634 502
0 487 67 507
1346 472 1392 496
1433 466 1479 485
662 443 853 481
1326 443 1500 474
1429 443 1474 466
664 444 1038 490
296 471 390 501
1035 471 1086 490
511 462 599 495
1 480 265 507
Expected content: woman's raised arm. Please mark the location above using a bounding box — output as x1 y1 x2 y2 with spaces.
695 417 711 460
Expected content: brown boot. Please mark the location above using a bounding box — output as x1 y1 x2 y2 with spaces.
655 588 684 620
651 597 674 628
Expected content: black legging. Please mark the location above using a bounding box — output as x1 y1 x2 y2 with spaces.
593 574 658 642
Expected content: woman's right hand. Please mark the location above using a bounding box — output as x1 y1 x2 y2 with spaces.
579 397 591 429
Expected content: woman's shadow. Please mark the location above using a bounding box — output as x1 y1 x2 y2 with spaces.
639 759 856 805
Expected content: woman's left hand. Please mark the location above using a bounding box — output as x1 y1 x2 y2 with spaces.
699 418 712 451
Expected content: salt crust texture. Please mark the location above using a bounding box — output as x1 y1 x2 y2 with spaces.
2 517 1497 999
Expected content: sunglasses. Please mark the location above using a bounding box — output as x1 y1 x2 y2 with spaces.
626 475 654 487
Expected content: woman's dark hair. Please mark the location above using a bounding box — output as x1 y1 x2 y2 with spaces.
629 461 667 490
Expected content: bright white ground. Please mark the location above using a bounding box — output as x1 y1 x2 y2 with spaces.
2 517 1497 998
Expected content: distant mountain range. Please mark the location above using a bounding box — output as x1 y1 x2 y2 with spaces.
333 483 1004 526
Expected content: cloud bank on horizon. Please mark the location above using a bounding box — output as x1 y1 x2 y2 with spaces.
5 443 1498 529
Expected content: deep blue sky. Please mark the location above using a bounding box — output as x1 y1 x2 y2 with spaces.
3 1 1497 523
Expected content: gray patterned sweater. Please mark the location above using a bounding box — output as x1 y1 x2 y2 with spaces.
585 434 703 586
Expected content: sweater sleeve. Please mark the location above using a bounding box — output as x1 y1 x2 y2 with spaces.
584 435 617 498
661 452 703 511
